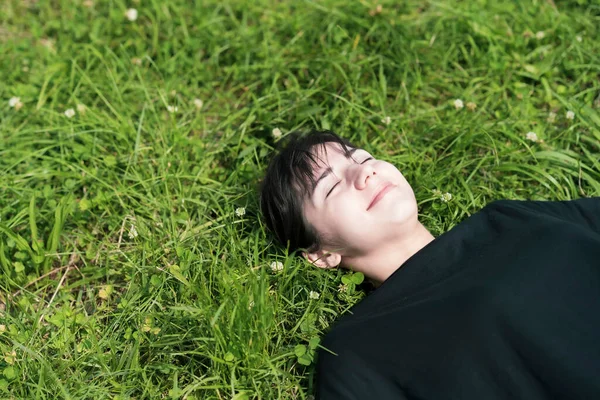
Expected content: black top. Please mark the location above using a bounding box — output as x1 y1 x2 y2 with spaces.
316 198 600 399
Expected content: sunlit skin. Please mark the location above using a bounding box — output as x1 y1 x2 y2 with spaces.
302 142 435 283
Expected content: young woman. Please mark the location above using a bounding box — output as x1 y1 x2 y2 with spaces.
260 130 600 399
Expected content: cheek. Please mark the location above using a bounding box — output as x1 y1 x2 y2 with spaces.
304 203 342 243
383 165 412 192
381 162 405 179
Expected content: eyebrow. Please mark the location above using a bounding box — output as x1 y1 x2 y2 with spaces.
311 147 358 196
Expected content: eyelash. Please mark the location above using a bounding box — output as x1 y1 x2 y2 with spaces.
325 157 373 198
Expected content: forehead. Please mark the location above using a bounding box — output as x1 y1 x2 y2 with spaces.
310 142 353 169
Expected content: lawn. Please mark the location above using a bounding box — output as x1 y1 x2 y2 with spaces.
1 0 599 398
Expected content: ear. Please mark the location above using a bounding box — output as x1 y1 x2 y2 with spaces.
303 249 342 269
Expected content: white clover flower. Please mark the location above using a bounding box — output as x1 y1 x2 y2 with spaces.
76 103 87 114
338 283 348 293
14 101 24 111
576 36 582 43
440 193 453 203
270 261 284 272
0 325 5 333
547 111 556 123
193 98 203 110
566 111 575 120
466 102 477 111
167 105 178 113
235 207 246 217
8 97 20 107
526 131 539 143
454 99 464 110
4 350 16 365
309 291 320 300
369 4 383 16
125 8 138 21
381 116 391 125
64 108 76 118
128 224 138 239
131 57 142 66
272 127 282 139
40 38 56 52
535 31 545 40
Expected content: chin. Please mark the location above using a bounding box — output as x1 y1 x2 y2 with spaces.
389 200 419 222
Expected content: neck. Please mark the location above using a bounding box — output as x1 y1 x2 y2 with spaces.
342 222 435 284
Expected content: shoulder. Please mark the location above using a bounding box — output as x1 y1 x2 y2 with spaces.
483 197 599 220
317 316 373 377
316 332 410 399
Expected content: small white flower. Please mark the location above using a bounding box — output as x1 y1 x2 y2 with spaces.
128 224 138 239
9 97 20 107
309 291 320 300
466 102 477 111
64 108 76 118
576 36 582 43
40 38 56 52
248 300 255 310
440 192 453 203
0 325 5 333
167 105 178 113
381 116 391 125
76 103 87 114
526 131 539 143
454 99 464 110
4 350 16 365
547 111 556 123
270 261 284 272
272 128 282 139
566 111 575 120
193 98 203 110
125 8 138 21
337 283 348 293
235 207 246 217
369 4 383 16
131 57 142 66
535 31 545 40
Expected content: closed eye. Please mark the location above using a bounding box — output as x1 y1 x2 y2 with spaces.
325 157 373 198
326 181 340 198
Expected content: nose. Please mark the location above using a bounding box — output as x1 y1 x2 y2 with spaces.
350 162 376 190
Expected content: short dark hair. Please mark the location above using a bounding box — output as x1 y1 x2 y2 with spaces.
260 130 357 254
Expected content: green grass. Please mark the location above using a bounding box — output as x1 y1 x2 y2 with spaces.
1 0 599 398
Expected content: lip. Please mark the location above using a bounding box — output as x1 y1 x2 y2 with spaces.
367 183 395 211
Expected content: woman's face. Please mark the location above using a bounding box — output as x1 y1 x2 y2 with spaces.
302 142 419 258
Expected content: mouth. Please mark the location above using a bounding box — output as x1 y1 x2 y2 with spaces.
367 183 395 211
